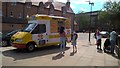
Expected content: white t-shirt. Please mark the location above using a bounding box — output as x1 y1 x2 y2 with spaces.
96 34 101 40
110 31 117 41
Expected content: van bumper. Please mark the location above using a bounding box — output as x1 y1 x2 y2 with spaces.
12 43 26 49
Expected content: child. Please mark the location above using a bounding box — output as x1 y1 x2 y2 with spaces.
71 32 78 53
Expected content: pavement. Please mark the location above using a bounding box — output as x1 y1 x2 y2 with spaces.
1 33 120 67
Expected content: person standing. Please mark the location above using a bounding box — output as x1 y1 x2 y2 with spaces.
110 28 117 54
96 29 102 50
94 30 97 45
71 31 78 53
59 26 66 55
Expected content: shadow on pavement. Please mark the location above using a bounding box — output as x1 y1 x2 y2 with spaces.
70 51 77 56
104 50 119 59
70 52 74 56
52 53 64 60
112 54 119 59
82 45 89 47
82 44 94 47
2 45 70 61
97 49 103 53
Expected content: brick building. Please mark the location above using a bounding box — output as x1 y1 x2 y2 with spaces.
2 0 75 34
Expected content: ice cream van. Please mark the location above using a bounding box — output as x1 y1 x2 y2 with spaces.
11 14 71 51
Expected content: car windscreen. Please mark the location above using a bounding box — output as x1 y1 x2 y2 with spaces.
22 23 36 32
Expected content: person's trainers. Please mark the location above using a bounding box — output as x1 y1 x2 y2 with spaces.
63 52 65 54
100 49 102 50
75 50 77 53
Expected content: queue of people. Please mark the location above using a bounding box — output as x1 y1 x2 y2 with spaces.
59 26 78 55
59 25 117 56
94 28 117 55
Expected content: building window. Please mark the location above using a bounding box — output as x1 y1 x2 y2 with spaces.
39 7 44 11
18 13 22 18
62 7 66 15
49 9 54 15
49 4 54 15
39 2 44 11
11 25 14 27
10 11 13 17
11 2 17 6
27 3 31 8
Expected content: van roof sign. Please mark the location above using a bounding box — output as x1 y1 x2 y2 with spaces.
28 14 68 21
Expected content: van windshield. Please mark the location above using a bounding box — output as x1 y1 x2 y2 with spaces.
23 23 36 32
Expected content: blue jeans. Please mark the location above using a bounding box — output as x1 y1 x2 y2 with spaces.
60 37 66 53
110 40 116 54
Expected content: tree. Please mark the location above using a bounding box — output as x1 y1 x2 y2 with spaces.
104 1 120 27
75 13 90 32
98 1 120 32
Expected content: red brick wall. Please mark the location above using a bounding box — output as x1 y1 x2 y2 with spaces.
2 2 75 33
44 8 49 15
24 5 37 18
53 10 62 16
13 3 24 18
2 2 7 17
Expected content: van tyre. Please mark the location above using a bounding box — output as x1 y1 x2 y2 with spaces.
26 43 35 52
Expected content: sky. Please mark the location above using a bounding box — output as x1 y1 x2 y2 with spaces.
56 0 120 14
2 0 120 14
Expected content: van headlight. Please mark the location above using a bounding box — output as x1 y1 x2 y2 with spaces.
15 39 22 42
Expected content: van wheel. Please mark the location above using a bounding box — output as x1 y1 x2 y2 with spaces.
27 43 35 52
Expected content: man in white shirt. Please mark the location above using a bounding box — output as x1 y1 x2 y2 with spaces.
110 28 117 54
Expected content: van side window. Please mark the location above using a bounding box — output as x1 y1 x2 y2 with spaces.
38 24 46 34
58 21 64 33
31 24 46 34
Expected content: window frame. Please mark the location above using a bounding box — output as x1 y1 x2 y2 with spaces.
31 24 46 34
10 11 13 17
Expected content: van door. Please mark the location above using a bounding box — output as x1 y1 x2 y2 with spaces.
31 20 50 46
31 24 47 46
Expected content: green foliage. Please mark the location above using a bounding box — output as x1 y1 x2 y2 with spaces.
76 13 90 31
98 1 120 31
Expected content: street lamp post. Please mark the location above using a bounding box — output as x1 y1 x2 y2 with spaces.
88 1 94 43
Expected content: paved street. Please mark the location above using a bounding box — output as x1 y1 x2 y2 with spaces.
1 33 120 66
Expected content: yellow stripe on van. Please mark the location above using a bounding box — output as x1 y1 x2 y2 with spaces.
49 34 60 38
66 34 71 37
49 34 71 39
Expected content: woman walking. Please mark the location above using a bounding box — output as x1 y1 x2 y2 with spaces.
59 26 66 55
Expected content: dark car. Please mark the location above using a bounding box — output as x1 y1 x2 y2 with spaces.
100 31 109 38
1 29 21 47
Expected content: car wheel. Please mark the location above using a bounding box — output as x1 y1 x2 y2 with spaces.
27 43 35 52
2 41 8 47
